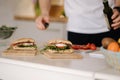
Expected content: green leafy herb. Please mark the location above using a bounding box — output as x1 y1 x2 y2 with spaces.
0 25 17 39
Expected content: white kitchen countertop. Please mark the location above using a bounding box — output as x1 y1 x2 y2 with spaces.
0 47 101 77
0 45 120 80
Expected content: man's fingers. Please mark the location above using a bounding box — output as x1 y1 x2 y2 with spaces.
112 22 120 26
113 15 120 23
112 9 119 19
35 17 46 30
36 22 46 30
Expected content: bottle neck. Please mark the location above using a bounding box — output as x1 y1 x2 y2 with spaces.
103 0 110 8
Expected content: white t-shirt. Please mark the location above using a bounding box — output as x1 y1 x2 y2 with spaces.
64 0 115 34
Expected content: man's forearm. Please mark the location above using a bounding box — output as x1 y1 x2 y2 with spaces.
115 0 120 6
39 0 51 16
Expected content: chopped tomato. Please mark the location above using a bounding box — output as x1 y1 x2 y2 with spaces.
81 46 89 50
71 45 81 50
86 43 91 49
90 43 97 50
72 43 97 50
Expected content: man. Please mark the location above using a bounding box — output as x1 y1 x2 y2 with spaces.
35 0 120 46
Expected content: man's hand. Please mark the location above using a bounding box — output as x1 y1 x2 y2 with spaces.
35 15 50 30
111 9 120 29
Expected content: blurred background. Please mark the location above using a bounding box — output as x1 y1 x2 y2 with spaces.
0 0 67 46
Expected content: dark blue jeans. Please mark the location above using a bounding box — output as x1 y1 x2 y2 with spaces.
67 29 120 47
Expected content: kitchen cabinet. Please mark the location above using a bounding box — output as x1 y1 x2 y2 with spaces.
0 73 3 80
0 61 93 80
94 68 120 80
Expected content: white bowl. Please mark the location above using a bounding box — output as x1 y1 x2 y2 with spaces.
100 47 120 70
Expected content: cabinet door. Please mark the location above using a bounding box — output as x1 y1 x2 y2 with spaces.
0 62 94 80
0 64 4 80
0 73 3 80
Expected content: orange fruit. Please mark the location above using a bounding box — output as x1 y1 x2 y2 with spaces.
118 48 120 52
107 42 119 52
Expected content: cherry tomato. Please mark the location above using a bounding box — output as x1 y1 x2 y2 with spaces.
90 43 97 50
71 45 80 50
82 46 89 50
86 43 91 49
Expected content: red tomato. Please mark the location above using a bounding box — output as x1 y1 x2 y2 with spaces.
79 45 89 50
90 43 97 50
71 45 80 50
72 43 97 50
86 43 91 49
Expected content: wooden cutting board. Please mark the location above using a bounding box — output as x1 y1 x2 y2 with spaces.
43 52 83 59
3 49 37 56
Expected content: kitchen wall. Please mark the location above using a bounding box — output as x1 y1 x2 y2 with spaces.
0 0 17 25
0 0 67 46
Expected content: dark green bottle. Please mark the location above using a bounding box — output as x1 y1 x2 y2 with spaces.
103 0 113 30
